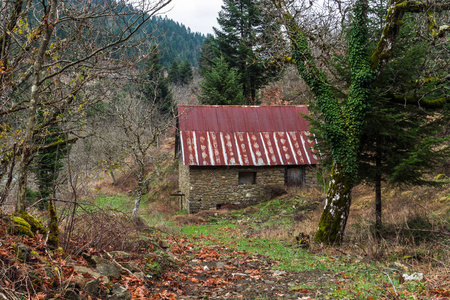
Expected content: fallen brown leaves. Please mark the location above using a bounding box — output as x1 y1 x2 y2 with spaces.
195 246 220 261
2 215 447 299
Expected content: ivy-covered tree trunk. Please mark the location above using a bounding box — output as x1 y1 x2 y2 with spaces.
314 163 353 243
274 0 449 244
48 200 60 248
275 0 373 244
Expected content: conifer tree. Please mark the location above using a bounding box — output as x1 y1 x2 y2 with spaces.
356 13 450 236
180 61 193 85
358 98 449 236
198 56 244 105
199 36 219 77
141 49 173 114
210 0 282 104
168 61 181 85
31 113 66 210
33 140 65 210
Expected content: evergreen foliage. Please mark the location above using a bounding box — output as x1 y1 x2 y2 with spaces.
203 0 282 104
32 119 66 210
358 18 449 187
168 60 193 85
198 56 244 105
180 61 194 85
146 16 206 67
168 61 180 85
357 5 449 234
141 49 173 114
199 36 219 76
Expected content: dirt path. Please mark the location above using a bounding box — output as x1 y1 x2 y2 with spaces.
147 236 320 299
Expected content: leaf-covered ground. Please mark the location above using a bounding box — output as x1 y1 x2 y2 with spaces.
144 219 449 299
1 188 449 299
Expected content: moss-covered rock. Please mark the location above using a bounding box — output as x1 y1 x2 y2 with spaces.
434 174 447 180
13 243 32 262
438 196 449 203
9 216 34 237
17 210 48 235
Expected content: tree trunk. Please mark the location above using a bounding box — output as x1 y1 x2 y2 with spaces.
110 171 116 185
132 172 144 220
15 150 31 212
0 144 16 207
314 162 353 245
48 199 60 248
375 148 382 239
15 0 58 213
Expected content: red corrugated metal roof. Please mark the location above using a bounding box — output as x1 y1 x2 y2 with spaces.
178 105 318 166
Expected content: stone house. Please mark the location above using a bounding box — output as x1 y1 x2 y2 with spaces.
176 105 318 214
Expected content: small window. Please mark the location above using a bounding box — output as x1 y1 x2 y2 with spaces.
239 171 256 185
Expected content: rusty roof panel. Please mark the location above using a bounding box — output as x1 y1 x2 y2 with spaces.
178 105 311 132
178 105 318 166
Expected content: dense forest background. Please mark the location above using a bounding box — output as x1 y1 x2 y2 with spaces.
145 16 206 68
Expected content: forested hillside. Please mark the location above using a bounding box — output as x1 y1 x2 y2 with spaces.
148 16 206 67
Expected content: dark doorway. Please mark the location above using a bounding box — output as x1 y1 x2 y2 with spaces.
285 166 305 188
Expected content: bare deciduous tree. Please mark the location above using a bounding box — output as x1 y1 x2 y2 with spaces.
108 90 171 220
0 0 172 213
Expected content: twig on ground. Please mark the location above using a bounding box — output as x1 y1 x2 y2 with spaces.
104 251 140 279
335 248 352 256
383 272 399 298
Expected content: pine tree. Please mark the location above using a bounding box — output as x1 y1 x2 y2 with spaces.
356 13 450 236
199 36 218 77
179 60 193 85
358 97 449 236
210 0 282 104
168 60 181 85
198 56 244 105
141 49 173 114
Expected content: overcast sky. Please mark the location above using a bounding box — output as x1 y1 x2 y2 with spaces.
161 0 223 35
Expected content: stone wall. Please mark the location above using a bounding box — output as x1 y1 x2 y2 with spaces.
179 163 318 214
178 163 190 210
305 165 318 188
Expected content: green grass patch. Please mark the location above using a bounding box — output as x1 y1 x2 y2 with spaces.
92 194 133 211
180 221 406 298
176 195 432 299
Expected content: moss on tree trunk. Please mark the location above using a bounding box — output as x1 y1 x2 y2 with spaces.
47 200 59 248
314 163 352 244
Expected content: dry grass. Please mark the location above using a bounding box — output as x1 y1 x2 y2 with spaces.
229 181 449 275
60 211 138 253
284 182 450 278
171 215 207 225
